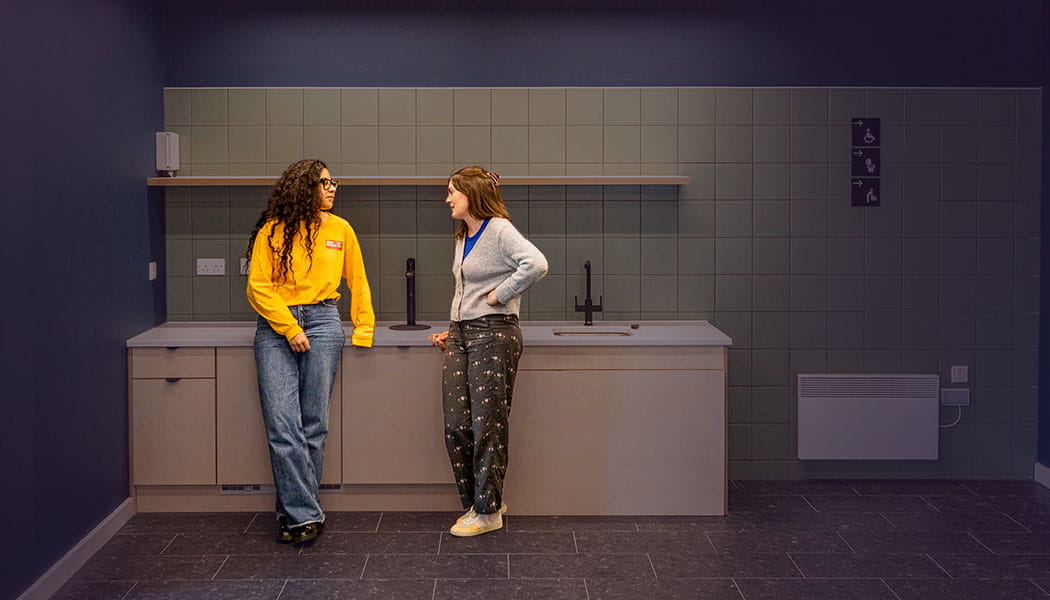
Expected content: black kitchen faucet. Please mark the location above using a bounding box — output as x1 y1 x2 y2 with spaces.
574 260 602 326
389 257 430 331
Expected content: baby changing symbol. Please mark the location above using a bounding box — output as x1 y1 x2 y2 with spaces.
851 178 881 207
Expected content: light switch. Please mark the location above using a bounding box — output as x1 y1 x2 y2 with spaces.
950 366 968 384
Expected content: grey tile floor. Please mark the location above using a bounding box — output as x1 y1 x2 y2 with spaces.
55 480 1050 599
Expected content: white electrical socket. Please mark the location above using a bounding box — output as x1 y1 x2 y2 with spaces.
148 261 157 281
240 257 250 275
196 258 226 276
950 366 968 383
941 388 970 407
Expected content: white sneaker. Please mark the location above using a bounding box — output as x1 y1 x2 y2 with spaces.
451 511 502 537
455 502 508 525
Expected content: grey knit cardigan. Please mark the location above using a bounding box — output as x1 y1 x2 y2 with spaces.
449 217 548 321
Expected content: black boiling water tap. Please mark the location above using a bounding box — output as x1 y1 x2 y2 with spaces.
389 257 431 331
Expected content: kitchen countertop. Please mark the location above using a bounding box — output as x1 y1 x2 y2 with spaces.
126 320 732 348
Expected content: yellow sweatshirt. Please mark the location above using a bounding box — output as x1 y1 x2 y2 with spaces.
247 214 374 347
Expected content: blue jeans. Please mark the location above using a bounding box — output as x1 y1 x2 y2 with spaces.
254 298 344 527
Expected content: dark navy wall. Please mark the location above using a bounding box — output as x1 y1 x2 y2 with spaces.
1 0 37 595
1040 3 1050 468
4 1 164 597
163 0 1042 87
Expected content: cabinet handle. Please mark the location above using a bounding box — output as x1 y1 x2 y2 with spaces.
165 346 180 351
165 377 181 383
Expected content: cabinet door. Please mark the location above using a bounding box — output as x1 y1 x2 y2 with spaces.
342 347 450 483
216 347 342 485
504 369 726 515
132 378 216 485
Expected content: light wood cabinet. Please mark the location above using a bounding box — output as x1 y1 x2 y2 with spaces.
128 334 728 515
343 345 726 514
506 364 725 515
215 347 342 485
341 346 450 484
130 348 216 485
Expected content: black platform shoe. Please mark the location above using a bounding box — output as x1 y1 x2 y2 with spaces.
277 521 321 544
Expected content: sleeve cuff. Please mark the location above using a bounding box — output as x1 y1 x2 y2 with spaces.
351 333 374 347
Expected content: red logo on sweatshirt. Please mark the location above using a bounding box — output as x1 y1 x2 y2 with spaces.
326 240 343 250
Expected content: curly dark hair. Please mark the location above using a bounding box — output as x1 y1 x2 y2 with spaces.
246 159 328 285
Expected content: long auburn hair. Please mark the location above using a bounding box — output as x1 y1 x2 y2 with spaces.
246 159 327 284
449 166 511 240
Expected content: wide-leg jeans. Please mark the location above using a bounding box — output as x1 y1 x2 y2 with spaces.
442 314 523 515
254 299 344 527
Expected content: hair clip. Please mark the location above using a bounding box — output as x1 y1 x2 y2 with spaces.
485 171 500 187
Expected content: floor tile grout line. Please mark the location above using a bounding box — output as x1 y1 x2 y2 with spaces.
800 495 820 513
210 555 231 581
785 552 806 578
360 554 370 579
274 579 289 599
118 580 140 600
572 531 579 553
1003 511 1032 533
431 578 438 600
834 531 858 554
703 531 718 553
877 512 896 528
918 495 943 514
375 513 383 533
879 577 903 600
965 531 996 554
244 513 260 534
731 576 748 600
506 553 511 579
1029 577 1050 595
646 552 658 578
582 577 590 600
924 552 953 579
158 533 179 556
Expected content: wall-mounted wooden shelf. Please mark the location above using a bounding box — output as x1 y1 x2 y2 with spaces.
147 175 691 187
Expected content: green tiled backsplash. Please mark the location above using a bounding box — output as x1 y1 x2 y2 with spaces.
165 86 1041 479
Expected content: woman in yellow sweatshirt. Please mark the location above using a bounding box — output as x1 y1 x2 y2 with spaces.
246 159 374 544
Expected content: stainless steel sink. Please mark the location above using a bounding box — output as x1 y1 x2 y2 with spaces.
552 326 633 336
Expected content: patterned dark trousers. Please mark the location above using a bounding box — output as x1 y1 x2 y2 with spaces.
442 314 523 514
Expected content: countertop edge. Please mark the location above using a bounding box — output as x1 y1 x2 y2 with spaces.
127 321 733 348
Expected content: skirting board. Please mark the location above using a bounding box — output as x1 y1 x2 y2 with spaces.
1036 462 1050 490
17 497 133 600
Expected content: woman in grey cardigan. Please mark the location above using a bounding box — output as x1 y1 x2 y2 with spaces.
428 166 548 537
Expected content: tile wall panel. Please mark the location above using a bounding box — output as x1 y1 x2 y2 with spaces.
163 86 1041 480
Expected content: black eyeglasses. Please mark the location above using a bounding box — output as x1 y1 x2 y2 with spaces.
319 178 339 189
